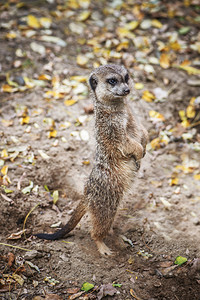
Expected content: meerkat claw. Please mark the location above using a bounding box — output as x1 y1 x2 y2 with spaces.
96 241 113 256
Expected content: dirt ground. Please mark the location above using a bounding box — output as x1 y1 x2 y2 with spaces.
0 1 200 299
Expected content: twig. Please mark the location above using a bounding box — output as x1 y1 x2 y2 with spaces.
0 242 32 251
130 288 142 300
17 172 26 190
23 203 40 238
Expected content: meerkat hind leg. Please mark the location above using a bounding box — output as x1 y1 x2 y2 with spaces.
95 240 113 256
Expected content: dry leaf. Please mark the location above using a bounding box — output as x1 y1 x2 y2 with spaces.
160 53 170 69
1 165 8 175
76 54 89 66
38 150 50 160
7 229 26 240
142 90 155 102
149 110 165 121
134 83 144 90
7 252 15 267
64 99 77 106
27 15 40 29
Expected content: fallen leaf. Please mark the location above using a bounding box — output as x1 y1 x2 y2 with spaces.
48 129 57 138
134 83 144 90
179 26 190 35
38 150 50 160
7 252 15 267
149 110 165 122
27 15 40 29
12 274 24 286
81 282 94 292
7 229 27 240
76 54 89 67
22 181 34 194
68 291 85 300
160 197 172 210
160 53 170 69
77 10 91 21
97 284 117 300
64 99 77 106
152 19 163 28
40 35 67 47
174 256 187 266
39 17 52 29
179 65 200 75
194 174 200 180
30 42 46 55
142 90 155 102
52 190 59 204
169 177 179 186
1 165 8 175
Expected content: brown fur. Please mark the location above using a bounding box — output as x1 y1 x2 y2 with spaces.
35 64 148 255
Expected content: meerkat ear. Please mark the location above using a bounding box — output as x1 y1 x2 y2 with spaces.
89 74 98 91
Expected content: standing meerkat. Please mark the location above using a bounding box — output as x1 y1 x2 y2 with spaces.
35 64 148 255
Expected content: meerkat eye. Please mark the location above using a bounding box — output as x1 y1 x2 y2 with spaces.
125 73 129 83
107 78 118 86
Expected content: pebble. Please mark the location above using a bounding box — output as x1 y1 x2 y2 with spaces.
24 250 39 260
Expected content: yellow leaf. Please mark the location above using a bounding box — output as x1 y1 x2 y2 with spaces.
116 41 129 51
135 83 144 90
45 90 64 99
142 90 155 102
125 21 139 30
186 105 195 118
152 19 163 28
38 74 51 80
76 55 89 66
181 120 190 128
39 17 52 29
1 165 8 175
160 53 170 69
82 160 90 165
5 32 17 39
3 174 11 185
27 15 40 29
179 65 200 75
1 149 8 158
149 110 165 121
179 110 186 121
20 116 30 125
194 174 200 180
116 27 135 39
48 129 57 138
175 165 194 174
1 84 16 93
64 99 77 106
169 177 179 186
51 76 60 88
150 137 161 150
70 76 87 82
78 10 91 21
170 41 181 51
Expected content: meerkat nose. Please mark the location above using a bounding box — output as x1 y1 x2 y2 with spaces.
123 88 130 95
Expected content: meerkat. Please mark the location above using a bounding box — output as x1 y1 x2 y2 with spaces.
35 64 148 256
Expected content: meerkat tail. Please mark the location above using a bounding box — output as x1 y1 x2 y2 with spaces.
35 200 86 240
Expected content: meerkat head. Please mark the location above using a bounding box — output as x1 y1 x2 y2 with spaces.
89 64 130 104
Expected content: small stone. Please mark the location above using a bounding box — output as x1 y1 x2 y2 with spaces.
24 250 39 260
